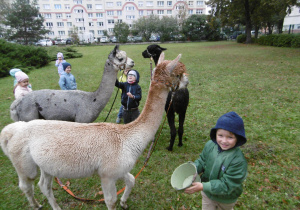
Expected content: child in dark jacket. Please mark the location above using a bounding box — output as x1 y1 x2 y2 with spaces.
115 70 142 124
184 111 248 210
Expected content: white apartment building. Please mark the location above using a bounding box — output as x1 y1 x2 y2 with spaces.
283 4 300 34
35 0 211 40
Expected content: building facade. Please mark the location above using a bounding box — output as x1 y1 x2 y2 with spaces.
283 4 300 34
35 0 211 41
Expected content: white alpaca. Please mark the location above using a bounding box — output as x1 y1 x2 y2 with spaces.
0 52 189 210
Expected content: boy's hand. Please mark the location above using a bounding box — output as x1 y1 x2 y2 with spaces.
184 182 203 194
127 92 134 98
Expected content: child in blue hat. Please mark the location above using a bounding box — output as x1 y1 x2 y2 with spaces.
184 111 247 209
59 62 77 90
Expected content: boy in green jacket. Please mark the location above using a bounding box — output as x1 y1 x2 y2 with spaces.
184 111 247 210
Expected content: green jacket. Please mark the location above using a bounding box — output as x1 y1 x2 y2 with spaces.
194 140 247 204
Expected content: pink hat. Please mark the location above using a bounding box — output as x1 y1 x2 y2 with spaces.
15 71 29 82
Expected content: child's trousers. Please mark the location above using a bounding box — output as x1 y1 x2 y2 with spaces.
201 191 236 210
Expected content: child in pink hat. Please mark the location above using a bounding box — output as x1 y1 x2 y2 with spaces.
13 71 32 99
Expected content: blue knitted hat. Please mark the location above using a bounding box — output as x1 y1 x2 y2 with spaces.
210 112 247 146
62 62 71 71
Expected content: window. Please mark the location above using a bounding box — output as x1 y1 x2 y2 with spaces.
117 11 122 16
157 1 164 6
117 2 122 6
196 9 203 14
146 1 153 6
44 13 52 19
87 4 92 9
89 30 95 35
43 4 50 9
176 5 184 10
97 30 104 35
46 22 53 27
157 10 164 15
147 10 153 15
96 4 103 9
167 10 172 14
139 10 143 15
88 13 93 18
54 4 62 9
126 6 135 11
107 11 114 16
89 22 94 26
106 2 113 7
79 27 85 31
48 31 54 36
107 19 114 24
68 31 72 36
58 31 65 35
65 4 70 9
189 9 193 14
56 14 62 18
108 28 114 32
74 0 82 4
96 13 103 18
97 22 104 26
189 1 193 6
197 1 204 6
75 9 84 13
117 19 122 23
66 14 71 18
126 15 135 19
167 1 172 6
75 18 84 22
67 22 72 27
138 1 143 6
57 22 64 27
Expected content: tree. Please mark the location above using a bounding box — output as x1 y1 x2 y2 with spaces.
113 22 130 43
2 0 48 45
182 15 207 41
132 15 160 41
156 16 178 42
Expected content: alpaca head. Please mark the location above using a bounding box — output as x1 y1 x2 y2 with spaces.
108 45 135 70
153 52 188 91
142 45 167 65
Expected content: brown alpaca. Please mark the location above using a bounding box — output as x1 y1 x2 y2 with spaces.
0 52 188 210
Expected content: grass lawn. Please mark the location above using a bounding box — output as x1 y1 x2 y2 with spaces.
0 41 299 209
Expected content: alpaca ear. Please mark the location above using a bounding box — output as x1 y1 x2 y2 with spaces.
157 52 165 65
167 54 181 73
112 45 119 56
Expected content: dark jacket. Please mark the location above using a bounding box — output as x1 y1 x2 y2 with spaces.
194 140 248 204
115 69 142 110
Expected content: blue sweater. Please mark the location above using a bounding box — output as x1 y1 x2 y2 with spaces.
59 72 77 90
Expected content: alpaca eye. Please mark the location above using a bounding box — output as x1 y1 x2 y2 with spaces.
118 58 123 62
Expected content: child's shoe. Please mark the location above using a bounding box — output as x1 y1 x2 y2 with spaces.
116 117 121 124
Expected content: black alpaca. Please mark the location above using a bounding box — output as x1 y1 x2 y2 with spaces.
142 44 189 151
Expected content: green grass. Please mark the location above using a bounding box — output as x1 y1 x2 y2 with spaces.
0 42 299 209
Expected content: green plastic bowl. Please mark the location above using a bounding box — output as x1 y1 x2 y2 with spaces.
171 162 201 191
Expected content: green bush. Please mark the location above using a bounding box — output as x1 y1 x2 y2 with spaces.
291 35 300 48
257 34 300 48
0 40 51 78
237 34 247 43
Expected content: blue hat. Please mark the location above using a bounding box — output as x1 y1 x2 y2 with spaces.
62 62 71 71
210 112 247 146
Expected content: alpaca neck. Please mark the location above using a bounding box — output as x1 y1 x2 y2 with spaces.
129 81 169 150
93 59 118 107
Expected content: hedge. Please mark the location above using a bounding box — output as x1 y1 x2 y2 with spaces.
257 34 300 48
0 40 50 78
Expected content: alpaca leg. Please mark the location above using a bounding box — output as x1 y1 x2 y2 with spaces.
18 175 42 209
178 110 187 147
101 176 117 210
38 170 61 210
166 111 176 151
120 173 135 209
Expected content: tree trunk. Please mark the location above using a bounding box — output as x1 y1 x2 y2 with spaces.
244 0 252 43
